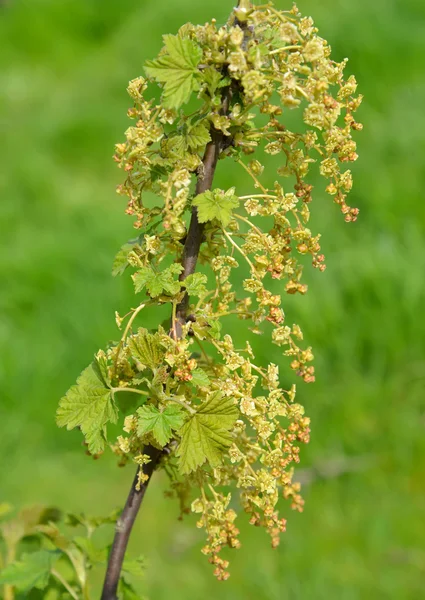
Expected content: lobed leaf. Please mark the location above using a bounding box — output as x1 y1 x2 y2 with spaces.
190 368 210 387
137 404 185 446
56 364 117 454
176 392 239 473
128 328 163 371
186 121 211 152
112 242 137 277
132 264 183 298
0 550 60 592
193 188 240 227
183 272 208 297
145 34 202 109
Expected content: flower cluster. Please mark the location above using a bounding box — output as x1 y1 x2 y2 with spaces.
58 1 362 581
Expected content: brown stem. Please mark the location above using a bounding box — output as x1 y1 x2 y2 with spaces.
175 129 225 334
100 445 162 600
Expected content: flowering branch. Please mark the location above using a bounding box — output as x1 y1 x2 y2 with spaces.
100 62 233 600
57 0 362 592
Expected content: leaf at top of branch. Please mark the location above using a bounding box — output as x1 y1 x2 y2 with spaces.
137 404 185 446
176 391 239 474
193 188 240 227
56 363 117 454
144 34 202 109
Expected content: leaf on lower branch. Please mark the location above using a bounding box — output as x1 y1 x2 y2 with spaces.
176 391 239 474
119 576 142 600
0 550 60 592
56 363 117 454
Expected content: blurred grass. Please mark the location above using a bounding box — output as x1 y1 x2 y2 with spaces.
1 0 425 598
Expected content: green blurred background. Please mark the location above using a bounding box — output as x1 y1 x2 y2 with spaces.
1 0 425 598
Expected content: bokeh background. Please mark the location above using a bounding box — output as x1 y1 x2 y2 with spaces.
1 0 425 598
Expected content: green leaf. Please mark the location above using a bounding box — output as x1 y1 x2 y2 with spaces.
186 121 211 152
84 428 107 456
128 328 163 371
193 188 240 227
65 508 120 532
202 66 223 97
93 351 110 387
183 272 208 297
122 555 145 578
119 576 141 600
0 550 60 592
168 263 184 276
56 364 117 454
190 368 210 387
208 319 222 340
162 134 186 159
176 392 238 474
137 404 185 446
132 266 156 295
191 317 221 341
132 264 183 297
73 537 107 564
145 34 202 109
112 242 137 277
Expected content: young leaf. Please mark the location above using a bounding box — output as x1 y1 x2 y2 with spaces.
202 66 223 97
132 264 183 297
0 550 60 592
162 134 186 159
73 536 107 564
144 34 202 109
176 392 239 474
208 318 222 340
190 368 210 387
112 242 137 277
137 404 185 446
93 351 110 387
193 188 240 227
128 328 163 371
132 266 160 296
183 272 208 297
122 555 145 578
56 364 117 454
186 121 211 152
119 576 141 600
